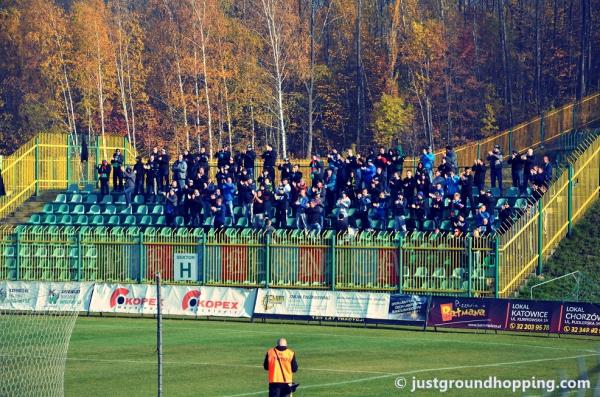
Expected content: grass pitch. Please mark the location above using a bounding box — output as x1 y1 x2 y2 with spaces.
65 317 599 396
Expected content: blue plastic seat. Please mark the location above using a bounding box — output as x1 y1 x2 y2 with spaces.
85 194 98 204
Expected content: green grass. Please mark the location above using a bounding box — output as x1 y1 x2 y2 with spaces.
65 316 600 396
522 199 600 302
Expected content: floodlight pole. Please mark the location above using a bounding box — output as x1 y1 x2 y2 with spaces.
156 272 163 397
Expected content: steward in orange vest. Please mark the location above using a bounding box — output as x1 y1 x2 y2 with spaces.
263 338 298 397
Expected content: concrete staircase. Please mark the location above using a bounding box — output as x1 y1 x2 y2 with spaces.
3 190 60 225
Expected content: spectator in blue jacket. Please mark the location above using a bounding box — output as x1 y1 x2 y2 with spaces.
420 146 435 180
475 204 491 227
445 171 460 197
221 177 237 222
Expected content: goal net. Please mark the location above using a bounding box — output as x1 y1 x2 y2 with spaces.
0 304 79 396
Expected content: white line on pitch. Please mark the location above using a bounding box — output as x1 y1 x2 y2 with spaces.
73 321 594 354
218 353 600 397
65 356 393 375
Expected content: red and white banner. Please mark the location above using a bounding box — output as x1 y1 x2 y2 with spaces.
89 284 256 318
89 283 160 315
162 285 256 318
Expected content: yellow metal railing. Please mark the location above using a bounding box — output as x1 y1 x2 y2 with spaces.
0 133 136 221
498 134 600 297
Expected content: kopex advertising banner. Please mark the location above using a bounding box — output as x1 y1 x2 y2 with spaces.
162 285 256 318
89 283 159 314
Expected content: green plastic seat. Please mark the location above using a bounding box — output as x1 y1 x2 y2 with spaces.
82 184 95 194
514 198 528 209
203 217 214 227
495 198 508 209
115 195 126 205
100 195 113 205
140 215 152 226
42 203 54 214
57 204 69 214
76 215 88 225
72 204 85 215
124 215 137 226
286 217 295 228
505 187 519 197
29 214 41 224
133 195 145 205
144 227 157 237
59 215 73 225
103 205 116 215
54 194 67 203
136 205 148 215
70 194 83 203
119 206 132 215
88 205 101 215
91 215 104 225
85 194 98 204
160 228 173 237
422 220 435 231
236 218 248 227
107 215 120 226
155 216 166 226
126 227 140 237
151 205 164 215
440 220 452 231
192 228 204 238
490 187 501 197
44 214 57 224
176 228 189 237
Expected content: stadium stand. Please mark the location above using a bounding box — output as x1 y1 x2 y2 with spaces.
0 92 599 298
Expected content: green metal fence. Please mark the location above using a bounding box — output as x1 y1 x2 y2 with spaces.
0 225 496 296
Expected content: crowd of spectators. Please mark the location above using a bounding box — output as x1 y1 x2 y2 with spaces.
97 143 555 236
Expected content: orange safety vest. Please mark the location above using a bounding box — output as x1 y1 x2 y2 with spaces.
267 348 295 384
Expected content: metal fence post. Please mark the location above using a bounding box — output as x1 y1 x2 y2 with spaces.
200 233 206 285
156 272 163 397
66 134 71 188
138 234 145 282
34 136 39 196
77 230 82 281
397 235 403 294
572 101 578 131
95 136 101 184
14 231 21 281
537 199 544 274
508 127 513 154
567 164 574 236
494 235 500 298
265 233 271 288
331 234 336 291
123 136 128 165
476 142 481 160
467 236 473 297
540 112 545 148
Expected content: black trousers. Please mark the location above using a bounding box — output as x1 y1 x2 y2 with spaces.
269 383 291 397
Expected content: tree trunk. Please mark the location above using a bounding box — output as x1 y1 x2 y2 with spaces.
306 0 315 158
498 0 514 125
94 21 107 160
355 0 363 147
